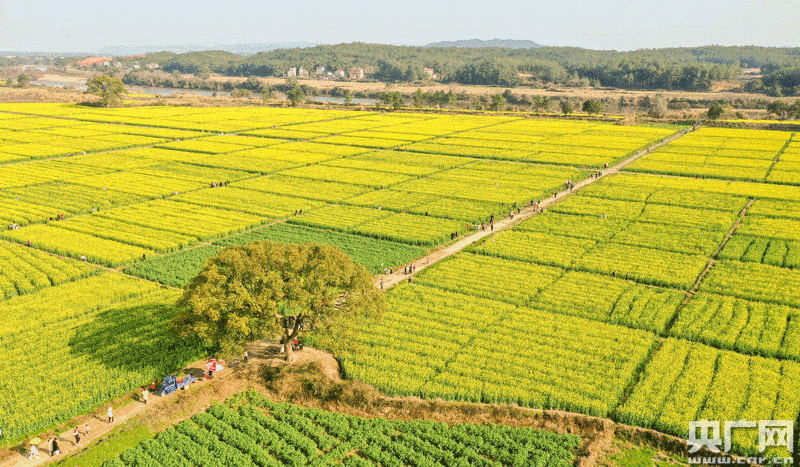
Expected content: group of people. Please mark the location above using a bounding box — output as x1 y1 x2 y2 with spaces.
26 405 118 459
25 373 226 461
611 270 630 279
530 200 545 215
210 181 227 188
28 434 65 459
7 223 20 230
28 420 91 460
380 264 419 289
279 338 303 353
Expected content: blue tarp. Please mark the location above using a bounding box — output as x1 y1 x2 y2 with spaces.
159 375 178 396
159 374 195 396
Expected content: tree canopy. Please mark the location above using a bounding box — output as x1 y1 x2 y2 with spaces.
381 91 404 109
706 102 725 120
287 86 305 106
582 99 604 115
489 94 506 112
86 75 127 107
173 242 385 361
16 74 31 88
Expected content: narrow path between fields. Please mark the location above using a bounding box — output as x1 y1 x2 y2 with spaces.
660 198 756 337
688 198 756 295
375 126 694 290
0 340 336 467
0 337 746 467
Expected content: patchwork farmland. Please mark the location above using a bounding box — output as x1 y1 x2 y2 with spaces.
1 103 799 462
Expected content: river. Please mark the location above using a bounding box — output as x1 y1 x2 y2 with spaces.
32 80 378 104
32 80 231 97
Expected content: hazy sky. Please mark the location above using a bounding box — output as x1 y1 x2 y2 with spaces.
0 0 798 52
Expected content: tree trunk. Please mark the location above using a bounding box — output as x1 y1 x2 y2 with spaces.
284 338 295 362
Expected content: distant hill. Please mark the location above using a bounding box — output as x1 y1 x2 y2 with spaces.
424 39 543 49
96 42 318 56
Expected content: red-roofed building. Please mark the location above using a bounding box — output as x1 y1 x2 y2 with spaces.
76 56 112 67
349 67 364 80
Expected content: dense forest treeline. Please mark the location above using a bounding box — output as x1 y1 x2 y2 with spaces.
111 43 800 95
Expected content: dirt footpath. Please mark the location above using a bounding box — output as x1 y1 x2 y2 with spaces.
375 127 692 290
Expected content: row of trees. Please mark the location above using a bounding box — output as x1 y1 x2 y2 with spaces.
115 43 800 92
86 70 800 119
766 100 800 119
1 73 32 87
4 72 128 106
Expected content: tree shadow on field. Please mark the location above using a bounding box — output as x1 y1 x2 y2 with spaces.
67 300 206 379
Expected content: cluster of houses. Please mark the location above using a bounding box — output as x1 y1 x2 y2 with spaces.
75 55 157 70
286 66 438 80
76 56 121 68
72 55 438 82
286 66 364 80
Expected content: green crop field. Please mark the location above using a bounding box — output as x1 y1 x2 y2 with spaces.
102 391 580 467
2 103 798 460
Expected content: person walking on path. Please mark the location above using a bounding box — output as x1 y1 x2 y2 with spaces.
28 444 39 460
142 388 149 404
73 427 80 445
244 351 249 363
107 406 114 424
51 437 60 456
380 278 384 290
85 424 90 437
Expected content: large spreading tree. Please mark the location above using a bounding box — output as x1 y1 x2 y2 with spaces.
173 242 385 362
86 75 127 107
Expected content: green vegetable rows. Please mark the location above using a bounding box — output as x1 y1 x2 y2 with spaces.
103 391 580 467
